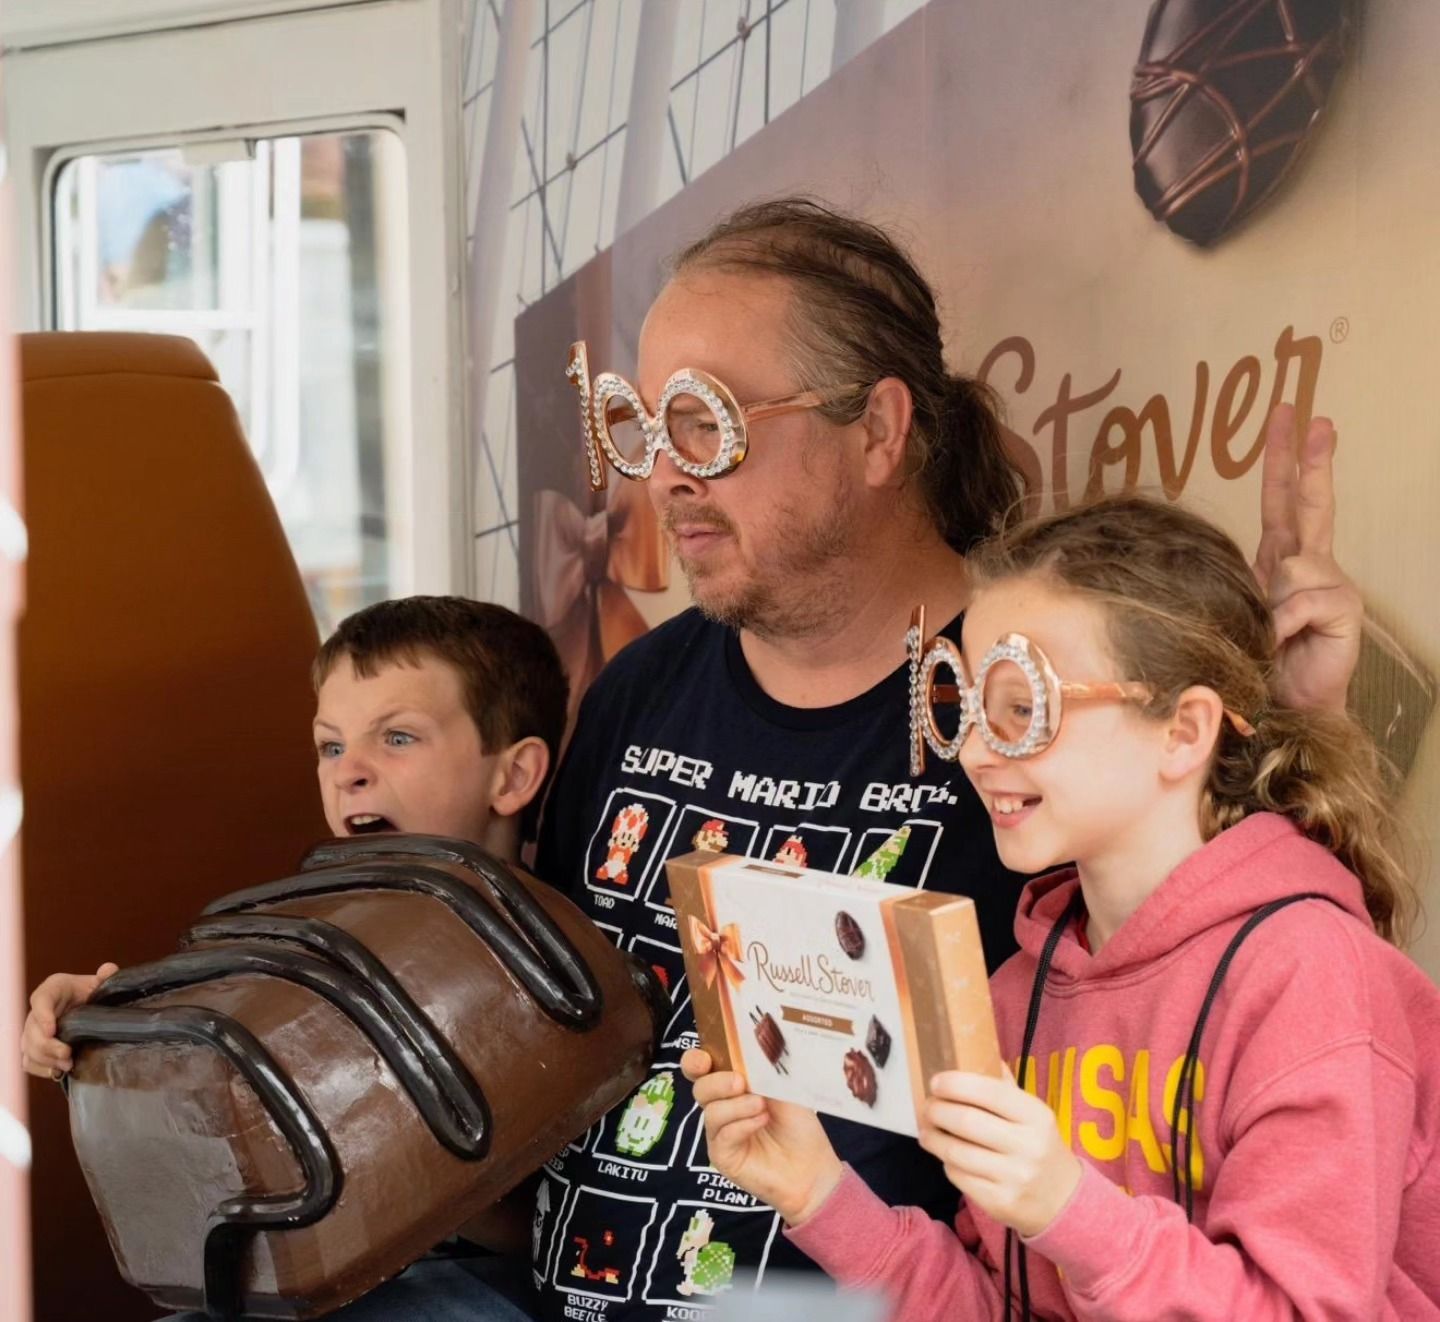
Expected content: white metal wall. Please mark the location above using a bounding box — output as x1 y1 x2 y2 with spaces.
461 0 927 607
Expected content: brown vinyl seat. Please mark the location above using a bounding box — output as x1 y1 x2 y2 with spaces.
17 332 328 1321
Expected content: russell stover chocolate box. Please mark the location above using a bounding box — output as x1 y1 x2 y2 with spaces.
667 850 1001 1137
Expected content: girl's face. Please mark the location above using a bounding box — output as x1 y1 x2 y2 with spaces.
958 576 1171 878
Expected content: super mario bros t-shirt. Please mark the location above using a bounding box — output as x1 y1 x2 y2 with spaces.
532 608 1021 1322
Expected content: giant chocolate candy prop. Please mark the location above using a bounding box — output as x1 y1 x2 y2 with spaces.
58 835 667 1319
1131 0 1355 245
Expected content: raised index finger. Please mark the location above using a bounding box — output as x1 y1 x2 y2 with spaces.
1294 416 1336 558
1255 402 1301 585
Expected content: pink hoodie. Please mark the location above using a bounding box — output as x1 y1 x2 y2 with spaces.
788 813 1440 1319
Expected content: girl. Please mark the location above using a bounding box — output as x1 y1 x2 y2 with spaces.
683 496 1440 1320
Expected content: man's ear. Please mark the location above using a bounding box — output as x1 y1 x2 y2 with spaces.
1161 686 1224 784
860 376 913 490
488 736 551 819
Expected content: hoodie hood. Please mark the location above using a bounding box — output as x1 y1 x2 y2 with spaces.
1013 812 1372 981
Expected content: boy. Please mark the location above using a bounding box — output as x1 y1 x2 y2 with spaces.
21 596 569 1319
21 593 567 1081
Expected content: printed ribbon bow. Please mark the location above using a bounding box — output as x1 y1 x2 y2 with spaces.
533 482 669 720
686 915 746 991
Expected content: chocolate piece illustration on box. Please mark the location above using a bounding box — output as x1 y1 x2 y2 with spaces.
750 1007 789 1074
866 1015 892 1069
57 835 667 1320
835 909 865 960
844 1049 878 1107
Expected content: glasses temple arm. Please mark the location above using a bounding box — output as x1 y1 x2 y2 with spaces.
1058 682 1255 736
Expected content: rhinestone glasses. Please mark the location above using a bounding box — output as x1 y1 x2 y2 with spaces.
905 604 1156 775
566 341 862 491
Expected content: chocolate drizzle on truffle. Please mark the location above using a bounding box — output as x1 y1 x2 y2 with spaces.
1130 0 1354 245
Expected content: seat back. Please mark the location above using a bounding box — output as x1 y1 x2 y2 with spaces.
18 331 327 1321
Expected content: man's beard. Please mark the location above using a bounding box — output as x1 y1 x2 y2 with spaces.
665 476 858 640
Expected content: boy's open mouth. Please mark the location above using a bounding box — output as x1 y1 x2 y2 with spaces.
344 813 397 835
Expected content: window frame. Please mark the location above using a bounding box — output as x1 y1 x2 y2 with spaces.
3 0 470 597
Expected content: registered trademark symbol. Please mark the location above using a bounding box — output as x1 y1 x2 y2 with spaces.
1330 316 1350 343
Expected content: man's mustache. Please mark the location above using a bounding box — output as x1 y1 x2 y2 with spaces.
660 504 735 538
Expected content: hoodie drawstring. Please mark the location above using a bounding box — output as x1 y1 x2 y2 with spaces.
1006 891 1334 1320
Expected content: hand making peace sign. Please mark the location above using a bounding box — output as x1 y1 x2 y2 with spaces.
1254 403 1363 713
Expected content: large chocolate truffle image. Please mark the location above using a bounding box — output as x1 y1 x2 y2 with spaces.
1130 0 1355 246
56 835 665 1319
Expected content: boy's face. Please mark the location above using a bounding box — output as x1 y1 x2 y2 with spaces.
313 653 502 844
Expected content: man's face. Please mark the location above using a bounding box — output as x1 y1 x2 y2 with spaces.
637 269 859 637
312 654 501 844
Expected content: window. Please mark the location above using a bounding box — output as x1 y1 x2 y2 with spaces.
52 127 410 634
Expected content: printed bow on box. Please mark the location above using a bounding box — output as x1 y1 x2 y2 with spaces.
686 915 746 991
533 481 669 718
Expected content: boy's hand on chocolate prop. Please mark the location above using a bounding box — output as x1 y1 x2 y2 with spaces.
921 1069 1082 1240
681 1048 843 1225
21 963 117 1080
1253 403 1362 713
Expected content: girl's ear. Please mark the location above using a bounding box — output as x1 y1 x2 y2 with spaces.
1161 686 1225 785
488 736 551 819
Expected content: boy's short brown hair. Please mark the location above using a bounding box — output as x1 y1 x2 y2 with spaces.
312 596 569 772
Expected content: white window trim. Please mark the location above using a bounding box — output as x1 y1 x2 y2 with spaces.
3 0 470 597
0 1 382 52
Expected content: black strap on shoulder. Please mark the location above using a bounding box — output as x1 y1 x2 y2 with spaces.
1006 888 1344 1320
1169 891 1338 1218
1005 891 1083 1322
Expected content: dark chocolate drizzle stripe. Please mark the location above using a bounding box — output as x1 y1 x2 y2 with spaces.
58 1003 339 1321
303 837 593 996
89 944 491 1159
207 840 602 1030
1131 0 1349 236
183 914 492 1157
